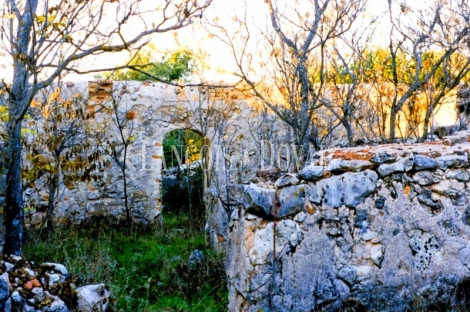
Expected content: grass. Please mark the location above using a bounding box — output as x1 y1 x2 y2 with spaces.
22 213 228 312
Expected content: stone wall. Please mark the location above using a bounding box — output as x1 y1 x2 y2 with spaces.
20 80 273 236
6 80 470 310
227 130 470 311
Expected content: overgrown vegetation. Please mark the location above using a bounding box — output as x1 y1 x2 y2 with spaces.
162 129 205 228
103 48 194 83
163 129 204 169
23 214 227 312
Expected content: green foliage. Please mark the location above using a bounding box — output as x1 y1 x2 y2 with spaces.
22 88 101 191
23 215 228 312
163 129 204 168
110 48 194 82
327 48 463 88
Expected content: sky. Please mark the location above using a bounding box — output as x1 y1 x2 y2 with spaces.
85 0 392 83
0 0 418 83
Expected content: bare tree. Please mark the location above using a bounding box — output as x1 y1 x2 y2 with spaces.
98 86 135 227
383 0 470 140
0 0 213 255
23 83 99 233
206 0 367 150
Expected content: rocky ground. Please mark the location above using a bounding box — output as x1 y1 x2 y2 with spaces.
0 255 109 312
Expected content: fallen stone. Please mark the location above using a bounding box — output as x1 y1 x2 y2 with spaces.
413 171 441 186
413 154 437 171
377 157 414 177
49 298 69 312
76 284 110 312
298 165 324 181
10 290 23 306
327 159 373 173
370 153 396 164
445 169 470 182
276 185 307 218
31 287 45 302
436 155 468 170
275 173 300 188
243 183 275 218
188 250 205 270
41 263 68 281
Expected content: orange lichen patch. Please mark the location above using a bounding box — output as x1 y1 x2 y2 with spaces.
322 171 333 179
305 201 316 215
421 151 442 158
404 184 411 196
218 235 225 243
155 143 162 147
152 155 162 159
423 141 444 145
24 279 41 290
126 110 136 120
330 150 373 161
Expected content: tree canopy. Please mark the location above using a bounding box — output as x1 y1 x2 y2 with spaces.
107 48 194 82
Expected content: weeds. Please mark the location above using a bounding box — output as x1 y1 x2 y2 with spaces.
23 213 228 312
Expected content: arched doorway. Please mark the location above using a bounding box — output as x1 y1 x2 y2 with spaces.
161 129 205 228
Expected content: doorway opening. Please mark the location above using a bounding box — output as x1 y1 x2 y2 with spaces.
161 129 205 228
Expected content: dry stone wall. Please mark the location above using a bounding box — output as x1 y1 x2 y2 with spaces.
227 130 470 311
19 80 275 240
7 80 470 310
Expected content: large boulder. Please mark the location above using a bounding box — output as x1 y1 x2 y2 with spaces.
76 284 110 312
243 183 276 218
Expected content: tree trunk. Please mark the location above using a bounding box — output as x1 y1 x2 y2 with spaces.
46 173 58 233
3 123 24 256
345 122 354 147
123 166 130 227
389 107 398 141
